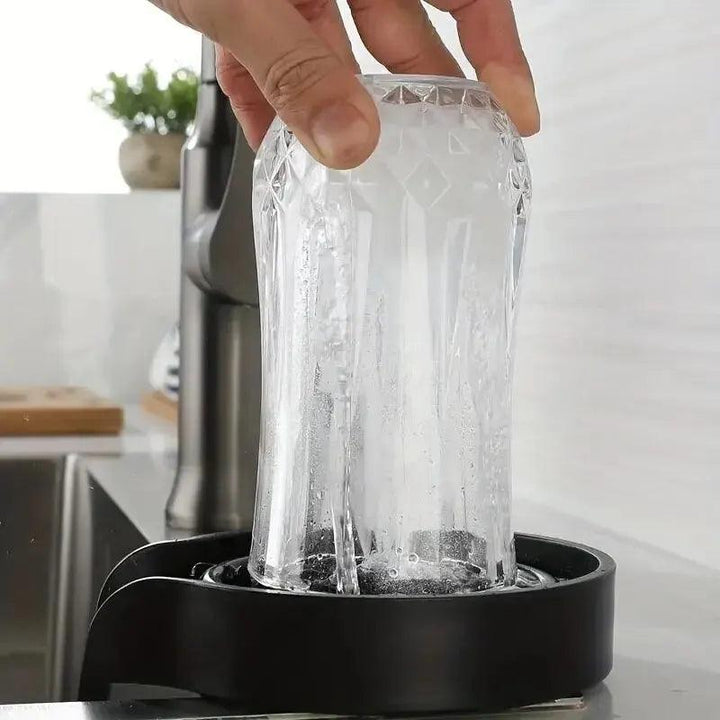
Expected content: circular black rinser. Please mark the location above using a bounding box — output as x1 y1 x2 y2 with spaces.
80 533 615 715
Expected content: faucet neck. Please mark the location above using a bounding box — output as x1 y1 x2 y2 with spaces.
201 36 217 84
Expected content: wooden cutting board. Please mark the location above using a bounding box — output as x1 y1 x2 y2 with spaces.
141 390 178 423
0 387 124 436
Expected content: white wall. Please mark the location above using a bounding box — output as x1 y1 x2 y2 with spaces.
511 1 720 569
0 193 181 402
0 1 199 193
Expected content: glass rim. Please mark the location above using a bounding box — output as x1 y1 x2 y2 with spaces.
358 73 491 92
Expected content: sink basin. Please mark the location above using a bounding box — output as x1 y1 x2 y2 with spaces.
0 456 146 703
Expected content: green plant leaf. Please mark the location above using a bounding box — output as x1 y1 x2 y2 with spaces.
90 62 198 135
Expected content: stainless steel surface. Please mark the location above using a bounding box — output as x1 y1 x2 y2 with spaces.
0 698 587 719
512 565 556 588
166 37 261 533
85 452 176 544
0 456 146 703
200 35 217 84
0 698 255 719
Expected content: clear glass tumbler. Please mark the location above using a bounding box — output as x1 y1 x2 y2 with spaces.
249 75 531 595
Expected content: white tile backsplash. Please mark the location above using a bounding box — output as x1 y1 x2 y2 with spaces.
0 192 180 402
506 1 720 569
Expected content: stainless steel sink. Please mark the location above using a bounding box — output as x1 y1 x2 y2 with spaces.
0 456 146 703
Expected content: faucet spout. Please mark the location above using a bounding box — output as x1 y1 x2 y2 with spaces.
166 38 260 533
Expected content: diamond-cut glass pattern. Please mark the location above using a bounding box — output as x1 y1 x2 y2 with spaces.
406 157 451 207
381 84 423 105
250 76 531 597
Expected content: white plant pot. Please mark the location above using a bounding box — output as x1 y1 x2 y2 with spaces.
118 133 186 190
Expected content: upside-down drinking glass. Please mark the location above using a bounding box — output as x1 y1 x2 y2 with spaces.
248 75 531 595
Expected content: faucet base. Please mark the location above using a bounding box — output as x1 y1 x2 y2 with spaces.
168 275 260 534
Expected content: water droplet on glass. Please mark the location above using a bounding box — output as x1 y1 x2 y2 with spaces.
396 547 403 555
408 553 419 564
388 568 398 579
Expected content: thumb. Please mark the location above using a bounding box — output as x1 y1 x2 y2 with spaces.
204 0 380 169
261 46 380 170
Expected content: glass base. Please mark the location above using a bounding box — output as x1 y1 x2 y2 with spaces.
308 554 498 594
249 527 518 595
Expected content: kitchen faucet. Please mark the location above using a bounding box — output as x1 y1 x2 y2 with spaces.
165 38 260 532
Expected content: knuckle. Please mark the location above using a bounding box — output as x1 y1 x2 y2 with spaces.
264 44 338 112
217 56 251 96
156 0 194 28
290 0 331 22
346 0 373 11
387 50 427 75
228 93 265 116
427 0 476 12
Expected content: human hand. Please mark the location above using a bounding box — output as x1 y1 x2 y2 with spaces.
151 0 539 169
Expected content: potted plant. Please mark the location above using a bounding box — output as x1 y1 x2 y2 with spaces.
91 63 198 190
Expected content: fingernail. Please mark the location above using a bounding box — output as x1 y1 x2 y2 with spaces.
482 64 540 136
512 75 540 135
310 103 375 169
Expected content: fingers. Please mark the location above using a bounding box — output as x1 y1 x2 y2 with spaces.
218 1 359 153
246 0 379 169
347 0 463 77
296 0 359 71
216 47 275 151
429 0 540 135
162 0 379 168
344 0 538 134
152 0 538 161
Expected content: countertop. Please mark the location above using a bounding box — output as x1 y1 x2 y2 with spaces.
0 406 177 460
0 410 718 719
